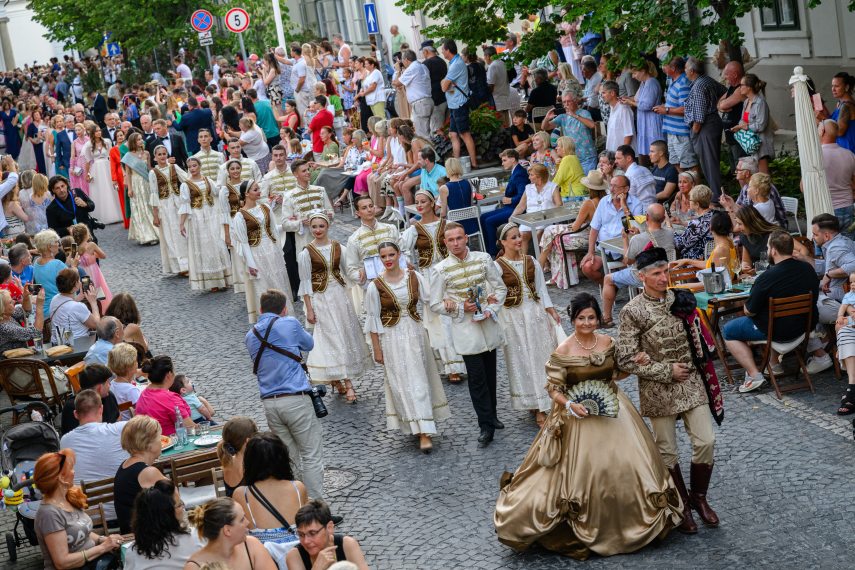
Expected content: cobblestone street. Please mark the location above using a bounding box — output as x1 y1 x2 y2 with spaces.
3 216 854 569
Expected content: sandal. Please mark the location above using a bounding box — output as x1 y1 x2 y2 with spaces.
838 386 855 416
600 319 615 329
344 380 358 404
330 380 347 396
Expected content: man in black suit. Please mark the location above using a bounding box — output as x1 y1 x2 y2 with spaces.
145 118 188 169
170 97 216 155
101 113 120 143
89 90 108 127
55 114 75 178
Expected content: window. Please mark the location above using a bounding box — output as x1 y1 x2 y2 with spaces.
760 0 799 31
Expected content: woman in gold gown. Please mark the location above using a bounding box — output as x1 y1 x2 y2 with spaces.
494 293 683 560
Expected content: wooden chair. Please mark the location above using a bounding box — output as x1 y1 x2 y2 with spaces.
170 449 221 508
210 467 227 498
80 475 116 511
668 265 699 287
85 503 108 536
0 359 69 419
747 293 816 399
65 361 86 393
118 401 135 417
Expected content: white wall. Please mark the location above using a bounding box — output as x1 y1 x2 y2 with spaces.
4 0 73 69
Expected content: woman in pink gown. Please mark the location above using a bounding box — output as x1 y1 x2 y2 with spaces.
69 123 90 195
71 223 112 304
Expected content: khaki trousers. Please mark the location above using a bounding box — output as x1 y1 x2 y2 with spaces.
262 395 325 500
649 404 715 468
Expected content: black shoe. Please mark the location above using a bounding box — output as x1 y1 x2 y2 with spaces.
494 420 505 430
477 429 494 448
331 514 344 525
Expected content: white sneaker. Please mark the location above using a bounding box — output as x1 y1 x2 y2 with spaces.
770 361 784 376
806 353 833 375
738 373 766 393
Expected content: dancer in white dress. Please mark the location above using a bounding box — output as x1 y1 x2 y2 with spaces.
121 133 159 245
495 222 561 426
178 157 233 291
82 123 123 224
344 195 400 312
219 160 247 294
298 212 371 403
401 189 467 382
149 146 189 275
365 241 451 453
231 180 294 323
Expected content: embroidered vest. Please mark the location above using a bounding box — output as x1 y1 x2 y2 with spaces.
266 169 297 201
194 149 222 179
154 166 180 199
226 184 241 218
289 185 326 215
442 255 488 302
354 223 396 259
414 220 448 268
240 205 277 247
375 271 421 327
307 242 345 293
186 179 215 209
498 256 539 308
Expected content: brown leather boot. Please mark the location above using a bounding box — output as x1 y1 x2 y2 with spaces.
668 464 698 534
689 463 720 527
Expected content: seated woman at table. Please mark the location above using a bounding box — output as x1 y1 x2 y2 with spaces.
438 157 478 236
538 170 608 288
134 355 196 437
234 433 308 557
184 497 277 570
115 414 169 534
326 129 369 208
510 163 562 254
106 292 150 352
216 417 259 498
125 479 204 570
49 267 100 340
109 342 143 420
551 136 585 198
0 285 44 354
34 449 124 570
527 131 555 172
672 184 714 260
733 205 781 269
671 211 738 276
669 171 697 219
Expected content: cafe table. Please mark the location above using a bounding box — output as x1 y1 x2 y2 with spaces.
693 284 752 384
1 335 98 365
510 204 581 258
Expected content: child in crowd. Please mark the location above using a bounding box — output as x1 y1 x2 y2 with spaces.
837 273 855 327
509 109 535 159
341 67 356 119
169 373 216 424
71 223 112 304
287 138 303 160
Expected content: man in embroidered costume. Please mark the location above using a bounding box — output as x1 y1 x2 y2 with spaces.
191 129 224 180
260 144 297 224
615 247 721 535
430 222 507 447
344 195 400 310
280 158 333 299
216 137 262 186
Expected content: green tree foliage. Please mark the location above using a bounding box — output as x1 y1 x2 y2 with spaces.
396 0 855 68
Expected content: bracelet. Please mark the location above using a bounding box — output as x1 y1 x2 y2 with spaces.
564 400 583 418
83 549 88 563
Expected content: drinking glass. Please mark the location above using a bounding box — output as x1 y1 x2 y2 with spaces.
197 421 211 437
62 329 73 347
730 257 742 289
32 334 44 356
754 259 768 274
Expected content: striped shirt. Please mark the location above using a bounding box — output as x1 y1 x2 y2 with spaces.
663 73 691 136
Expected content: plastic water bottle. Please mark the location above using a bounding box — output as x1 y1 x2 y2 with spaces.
174 406 187 448
30 410 43 423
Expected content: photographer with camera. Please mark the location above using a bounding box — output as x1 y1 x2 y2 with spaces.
245 288 326 501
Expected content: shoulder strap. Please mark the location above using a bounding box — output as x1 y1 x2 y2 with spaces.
297 544 312 568
251 318 306 375
334 534 346 560
248 484 293 529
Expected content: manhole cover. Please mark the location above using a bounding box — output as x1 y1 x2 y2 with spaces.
324 467 358 492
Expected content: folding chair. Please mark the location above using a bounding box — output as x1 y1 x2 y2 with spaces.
748 293 815 399
478 177 498 193
211 467 227 498
170 449 221 508
780 196 802 236
446 206 485 251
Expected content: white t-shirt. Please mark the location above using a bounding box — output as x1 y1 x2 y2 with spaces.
753 200 776 224
111 382 142 420
253 78 268 100
49 295 92 339
60 421 129 520
291 57 310 94
240 126 269 161
606 102 635 152
364 69 385 105
123 532 206 570
175 64 192 80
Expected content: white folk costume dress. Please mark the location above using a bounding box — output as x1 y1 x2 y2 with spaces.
364 269 451 435
232 203 294 323
495 255 558 412
149 164 189 274
260 166 298 224
192 148 225 180
298 241 371 382
429 250 507 356
121 151 159 245
344 220 400 311
178 177 233 290
218 181 246 294
216 157 262 187
402 220 466 376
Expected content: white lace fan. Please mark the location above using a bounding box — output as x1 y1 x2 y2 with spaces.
566 380 619 418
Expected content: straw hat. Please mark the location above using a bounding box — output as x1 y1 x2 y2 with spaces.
581 169 608 191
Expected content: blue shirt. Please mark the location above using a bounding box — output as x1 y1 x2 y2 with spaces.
33 259 67 318
12 265 33 286
663 73 691 136
84 339 114 365
444 55 468 110
421 164 447 196
182 392 205 420
590 193 644 242
245 313 315 398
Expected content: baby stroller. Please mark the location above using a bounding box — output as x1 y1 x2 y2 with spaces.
0 402 60 561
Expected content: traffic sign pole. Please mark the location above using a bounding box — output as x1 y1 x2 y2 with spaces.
238 33 248 71
363 2 386 66
205 46 212 70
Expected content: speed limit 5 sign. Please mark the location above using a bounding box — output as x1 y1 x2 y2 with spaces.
225 8 250 33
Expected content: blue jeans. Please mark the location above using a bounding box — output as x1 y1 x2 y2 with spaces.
722 316 767 342
835 205 854 240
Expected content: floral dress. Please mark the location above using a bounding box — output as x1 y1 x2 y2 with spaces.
674 210 713 260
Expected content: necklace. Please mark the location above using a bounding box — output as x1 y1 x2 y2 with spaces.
573 333 597 351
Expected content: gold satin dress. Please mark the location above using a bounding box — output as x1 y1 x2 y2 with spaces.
494 343 683 560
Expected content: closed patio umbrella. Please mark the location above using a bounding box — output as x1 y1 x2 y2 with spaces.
788 66 832 225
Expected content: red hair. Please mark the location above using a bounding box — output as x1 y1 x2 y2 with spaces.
33 450 88 510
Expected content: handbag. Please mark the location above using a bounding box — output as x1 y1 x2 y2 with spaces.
734 128 761 154
535 412 564 467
